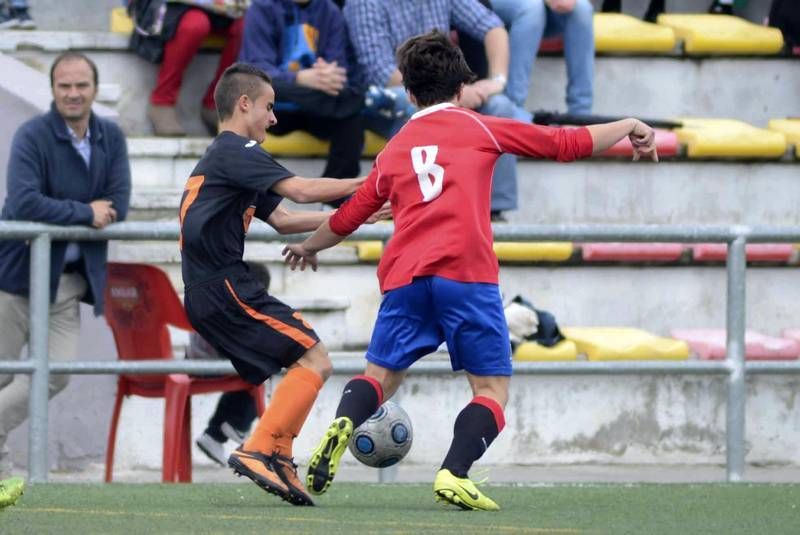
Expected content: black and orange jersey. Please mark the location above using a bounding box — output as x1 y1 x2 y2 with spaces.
179 131 292 285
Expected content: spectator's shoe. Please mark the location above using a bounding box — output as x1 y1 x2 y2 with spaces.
708 1 733 15
220 421 247 444
200 106 219 137
433 469 499 511
0 10 17 29
306 416 353 495
9 7 35 29
228 447 296 503
271 454 314 506
490 211 508 223
0 477 24 509
643 0 665 23
196 432 226 466
148 104 186 137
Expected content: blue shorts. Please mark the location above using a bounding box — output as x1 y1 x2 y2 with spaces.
366 276 512 376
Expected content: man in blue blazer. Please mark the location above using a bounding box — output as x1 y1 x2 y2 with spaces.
0 51 131 476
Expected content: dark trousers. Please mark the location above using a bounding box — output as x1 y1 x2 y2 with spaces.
206 390 258 442
270 80 365 180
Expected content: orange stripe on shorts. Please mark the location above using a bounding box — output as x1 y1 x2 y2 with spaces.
224 279 316 349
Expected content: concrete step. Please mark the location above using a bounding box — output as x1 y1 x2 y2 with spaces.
111 239 800 349
3 33 797 133
125 137 800 226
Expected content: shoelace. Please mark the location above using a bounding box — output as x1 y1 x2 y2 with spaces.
470 468 491 486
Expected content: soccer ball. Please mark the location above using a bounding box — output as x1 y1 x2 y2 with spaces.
348 401 413 468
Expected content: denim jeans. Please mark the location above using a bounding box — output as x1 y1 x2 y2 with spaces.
492 0 594 115
365 87 530 212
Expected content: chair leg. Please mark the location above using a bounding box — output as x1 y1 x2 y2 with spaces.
177 395 192 482
164 374 191 483
104 381 126 483
252 384 266 416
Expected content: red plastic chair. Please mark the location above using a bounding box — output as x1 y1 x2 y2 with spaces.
103 262 265 483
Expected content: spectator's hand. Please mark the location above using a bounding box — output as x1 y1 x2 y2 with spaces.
471 78 505 102
366 201 392 223
458 84 486 110
282 243 319 271
629 120 659 162
90 199 117 229
296 60 347 96
545 0 577 13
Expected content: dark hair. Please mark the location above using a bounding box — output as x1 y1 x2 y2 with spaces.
245 261 271 291
396 30 476 107
214 63 272 121
50 51 99 88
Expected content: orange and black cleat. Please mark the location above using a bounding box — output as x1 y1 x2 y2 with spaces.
271 454 314 506
228 447 313 506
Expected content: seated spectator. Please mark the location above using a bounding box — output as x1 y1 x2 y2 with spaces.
239 0 364 205
601 0 664 22
344 0 530 221
768 0 800 51
0 0 35 29
130 0 248 136
190 262 271 465
492 0 594 116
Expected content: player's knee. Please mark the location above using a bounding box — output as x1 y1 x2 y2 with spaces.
299 343 333 381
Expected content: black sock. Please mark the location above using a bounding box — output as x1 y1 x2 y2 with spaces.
644 0 665 22
441 397 505 479
335 375 384 428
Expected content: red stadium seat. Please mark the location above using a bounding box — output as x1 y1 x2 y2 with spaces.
539 36 564 53
581 243 685 262
670 328 800 360
599 128 679 158
690 244 794 262
103 262 265 483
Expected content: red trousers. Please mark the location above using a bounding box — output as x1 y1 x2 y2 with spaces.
150 8 243 109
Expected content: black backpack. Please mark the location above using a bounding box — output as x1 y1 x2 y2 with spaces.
127 0 168 63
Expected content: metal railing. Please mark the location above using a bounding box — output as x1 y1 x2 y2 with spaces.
2 221 800 483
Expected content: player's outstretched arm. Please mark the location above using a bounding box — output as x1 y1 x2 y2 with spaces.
282 220 344 272
587 118 659 161
268 204 333 234
271 176 366 204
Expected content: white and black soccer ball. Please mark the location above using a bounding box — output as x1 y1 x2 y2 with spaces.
348 401 413 468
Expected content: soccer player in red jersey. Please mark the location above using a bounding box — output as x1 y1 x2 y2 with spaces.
284 30 657 510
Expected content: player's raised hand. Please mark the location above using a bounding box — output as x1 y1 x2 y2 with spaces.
457 85 485 110
629 120 659 162
282 243 318 272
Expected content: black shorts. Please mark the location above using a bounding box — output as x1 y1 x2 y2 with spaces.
184 266 320 385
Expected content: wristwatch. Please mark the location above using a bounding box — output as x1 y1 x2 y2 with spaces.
490 74 507 90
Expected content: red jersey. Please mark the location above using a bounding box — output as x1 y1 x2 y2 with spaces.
329 103 594 293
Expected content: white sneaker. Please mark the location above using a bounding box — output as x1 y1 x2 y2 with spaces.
195 432 226 466
220 422 248 444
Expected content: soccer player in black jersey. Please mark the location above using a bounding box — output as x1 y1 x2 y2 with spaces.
179 63 381 506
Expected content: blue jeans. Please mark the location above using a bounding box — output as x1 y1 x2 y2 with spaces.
492 0 594 115
365 87 529 212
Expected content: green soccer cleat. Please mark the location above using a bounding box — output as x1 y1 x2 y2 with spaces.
433 469 499 511
0 477 25 509
306 416 353 495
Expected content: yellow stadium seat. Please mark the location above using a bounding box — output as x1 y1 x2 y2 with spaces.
514 340 579 361
261 130 386 158
674 118 787 159
493 242 573 262
768 119 800 158
110 6 226 48
340 241 383 261
656 14 784 55
593 13 676 53
562 327 690 361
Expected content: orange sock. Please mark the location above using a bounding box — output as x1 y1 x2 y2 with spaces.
244 366 323 458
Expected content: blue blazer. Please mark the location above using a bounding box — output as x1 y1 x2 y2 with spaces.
0 104 131 315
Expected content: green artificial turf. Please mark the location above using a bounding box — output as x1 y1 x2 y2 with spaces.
2 482 800 534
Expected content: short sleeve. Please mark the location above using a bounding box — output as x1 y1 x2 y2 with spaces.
254 190 283 221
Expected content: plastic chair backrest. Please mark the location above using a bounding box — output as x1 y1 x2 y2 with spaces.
105 263 193 373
